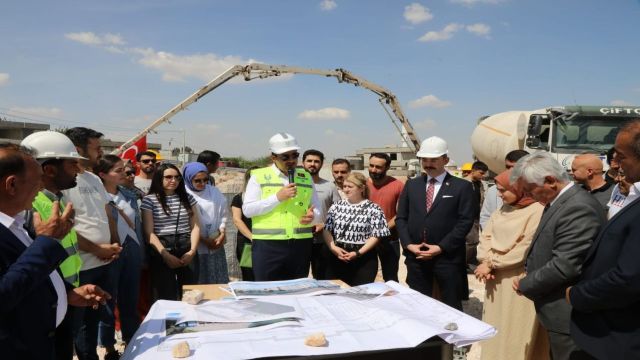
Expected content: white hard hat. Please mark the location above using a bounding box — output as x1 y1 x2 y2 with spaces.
269 132 301 154
416 136 448 158
21 131 87 161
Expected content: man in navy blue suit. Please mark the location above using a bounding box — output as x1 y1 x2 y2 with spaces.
396 136 475 310
569 119 640 359
0 143 110 360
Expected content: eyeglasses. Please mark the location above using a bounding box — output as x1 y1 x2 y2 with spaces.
192 178 209 184
141 159 157 164
277 152 300 161
125 171 135 176
163 175 182 181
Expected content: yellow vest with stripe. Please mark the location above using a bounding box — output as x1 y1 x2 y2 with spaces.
32 192 82 287
252 166 314 240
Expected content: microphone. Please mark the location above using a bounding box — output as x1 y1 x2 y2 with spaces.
288 168 295 184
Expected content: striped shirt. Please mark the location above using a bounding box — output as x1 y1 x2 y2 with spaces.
141 193 197 236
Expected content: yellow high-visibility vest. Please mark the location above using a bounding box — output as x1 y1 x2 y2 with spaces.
251 166 314 240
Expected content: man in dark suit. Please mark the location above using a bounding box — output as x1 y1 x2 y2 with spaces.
396 136 475 310
511 152 605 360
568 120 640 359
0 143 109 360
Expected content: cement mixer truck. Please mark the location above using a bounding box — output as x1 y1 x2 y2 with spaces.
470 105 640 173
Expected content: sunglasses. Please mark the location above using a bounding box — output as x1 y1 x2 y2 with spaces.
125 170 135 176
141 159 157 164
277 152 300 161
192 178 209 184
163 175 182 181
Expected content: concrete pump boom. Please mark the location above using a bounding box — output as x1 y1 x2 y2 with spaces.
113 63 421 155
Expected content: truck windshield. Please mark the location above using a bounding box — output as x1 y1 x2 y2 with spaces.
552 116 626 153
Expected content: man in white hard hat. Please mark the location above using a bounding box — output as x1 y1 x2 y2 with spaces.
21 131 88 360
242 133 321 281
396 136 475 310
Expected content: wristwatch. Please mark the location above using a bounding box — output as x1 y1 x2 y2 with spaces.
355 249 362 257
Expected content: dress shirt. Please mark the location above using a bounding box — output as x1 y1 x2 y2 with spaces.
0 210 67 327
621 181 640 208
243 164 322 224
425 171 449 199
550 181 574 208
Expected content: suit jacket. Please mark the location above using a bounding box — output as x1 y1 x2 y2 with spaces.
518 185 605 334
396 173 475 264
570 197 640 359
0 223 68 360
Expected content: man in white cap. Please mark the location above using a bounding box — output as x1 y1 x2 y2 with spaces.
242 133 321 281
396 136 475 310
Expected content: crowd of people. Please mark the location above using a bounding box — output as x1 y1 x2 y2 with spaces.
1 121 639 360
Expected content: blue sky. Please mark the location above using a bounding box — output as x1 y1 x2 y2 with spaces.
1 0 639 163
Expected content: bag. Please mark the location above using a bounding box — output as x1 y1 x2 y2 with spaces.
158 233 191 258
239 243 252 268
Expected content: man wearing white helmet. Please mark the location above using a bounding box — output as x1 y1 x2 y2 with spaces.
242 133 321 281
396 136 475 310
21 131 88 360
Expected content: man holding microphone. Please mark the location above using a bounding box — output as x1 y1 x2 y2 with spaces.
242 133 321 281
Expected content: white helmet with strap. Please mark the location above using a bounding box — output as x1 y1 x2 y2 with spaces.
21 131 87 161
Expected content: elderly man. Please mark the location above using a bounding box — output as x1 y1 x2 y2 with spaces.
571 154 613 211
396 136 475 310
242 133 321 281
569 120 640 359
0 143 109 360
511 152 605 360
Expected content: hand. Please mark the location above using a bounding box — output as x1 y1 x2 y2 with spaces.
330 243 350 262
343 251 359 262
67 284 111 308
212 232 225 249
474 262 494 282
33 201 75 239
162 251 184 269
180 250 196 265
407 243 430 260
512 275 523 296
299 206 315 225
313 223 325 234
96 243 121 261
276 183 297 201
565 286 572 304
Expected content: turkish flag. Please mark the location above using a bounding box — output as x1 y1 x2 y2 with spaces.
120 136 147 165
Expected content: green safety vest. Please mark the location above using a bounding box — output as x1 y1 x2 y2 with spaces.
252 166 314 240
32 192 82 287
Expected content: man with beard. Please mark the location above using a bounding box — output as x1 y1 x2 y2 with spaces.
134 151 157 194
302 149 340 279
242 133 321 281
21 131 87 360
367 153 404 282
331 158 351 200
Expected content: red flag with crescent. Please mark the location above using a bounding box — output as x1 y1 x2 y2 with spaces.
120 136 147 165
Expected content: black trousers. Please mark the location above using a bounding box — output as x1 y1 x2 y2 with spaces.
252 239 312 281
325 247 378 286
405 257 466 310
149 253 198 301
311 242 329 280
376 236 400 282
55 307 74 360
547 330 596 360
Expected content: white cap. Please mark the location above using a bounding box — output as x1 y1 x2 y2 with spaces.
269 132 301 154
21 131 88 161
416 136 448 158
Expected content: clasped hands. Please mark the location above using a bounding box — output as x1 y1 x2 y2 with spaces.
407 242 442 260
329 243 359 263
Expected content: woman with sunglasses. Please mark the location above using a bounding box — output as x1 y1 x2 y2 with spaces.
141 163 200 301
122 162 146 201
183 162 229 284
94 155 143 347
323 172 390 286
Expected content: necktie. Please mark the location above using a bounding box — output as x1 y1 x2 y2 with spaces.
426 178 437 212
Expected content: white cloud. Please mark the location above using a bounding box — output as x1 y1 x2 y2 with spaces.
414 119 438 130
0 73 9 86
404 3 433 24
418 23 462 42
319 0 337 11
466 23 491 38
298 107 350 120
132 47 257 82
9 106 64 118
65 32 126 46
611 99 633 106
450 0 504 6
409 95 452 108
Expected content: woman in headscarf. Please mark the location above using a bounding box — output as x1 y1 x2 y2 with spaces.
475 169 548 360
183 162 229 284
